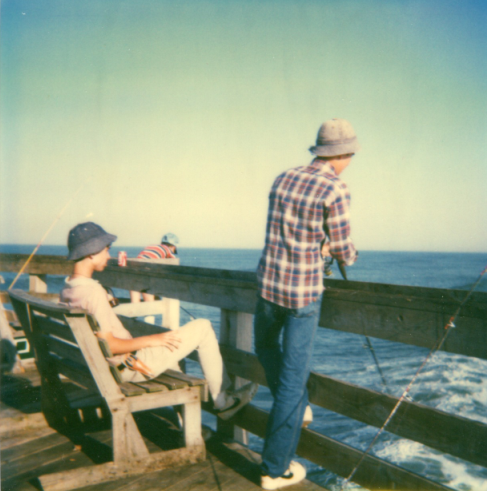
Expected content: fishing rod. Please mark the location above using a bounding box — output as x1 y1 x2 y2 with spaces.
326 255 390 390
8 181 90 291
342 263 487 489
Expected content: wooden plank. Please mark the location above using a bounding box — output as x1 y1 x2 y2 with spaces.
9 290 86 322
231 404 451 491
42 334 87 366
35 315 77 343
3 309 17 323
29 274 47 293
220 345 487 469
319 293 487 360
97 267 258 314
127 386 201 413
164 369 206 387
51 357 99 393
5 256 486 358
38 443 205 491
119 382 147 397
1 431 70 464
131 379 171 393
163 369 209 402
1 291 58 305
218 310 253 444
153 373 189 390
66 316 124 401
0 254 72 275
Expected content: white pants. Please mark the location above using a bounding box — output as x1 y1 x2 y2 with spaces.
121 318 231 402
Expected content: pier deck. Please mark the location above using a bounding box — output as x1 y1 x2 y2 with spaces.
1 368 324 491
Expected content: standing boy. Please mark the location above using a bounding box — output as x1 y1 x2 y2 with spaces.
254 119 360 490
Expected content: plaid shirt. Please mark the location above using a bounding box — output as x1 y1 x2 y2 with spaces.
257 159 357 309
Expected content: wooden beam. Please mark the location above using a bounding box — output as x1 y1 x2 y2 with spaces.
227 404 451 491
3 255 486 359
0 254 72 275
38 443 205 491
220 345 487 469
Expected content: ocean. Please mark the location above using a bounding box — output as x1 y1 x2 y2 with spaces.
1 245 486 490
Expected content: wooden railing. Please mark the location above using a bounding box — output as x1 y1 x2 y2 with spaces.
1 253 486 491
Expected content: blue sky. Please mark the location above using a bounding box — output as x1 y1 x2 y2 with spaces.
1 0 486 251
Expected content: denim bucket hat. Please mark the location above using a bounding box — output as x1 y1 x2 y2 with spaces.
161 233 179 246
309 118 361 157
67 222 117 261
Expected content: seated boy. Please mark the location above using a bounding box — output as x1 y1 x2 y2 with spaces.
60 221 257 420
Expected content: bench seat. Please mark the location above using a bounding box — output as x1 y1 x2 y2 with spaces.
8 289 207 491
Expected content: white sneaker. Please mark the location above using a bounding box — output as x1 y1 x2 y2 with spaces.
217 382 258 420
303 405 313 428
261 461 306 490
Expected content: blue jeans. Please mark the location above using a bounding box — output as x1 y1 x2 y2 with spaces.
254 295 321 478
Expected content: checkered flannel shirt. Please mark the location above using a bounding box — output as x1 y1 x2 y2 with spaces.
257 159 357 309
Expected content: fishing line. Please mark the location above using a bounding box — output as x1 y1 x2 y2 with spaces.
8 180 90 291
342 263 487 489
335 261 390 391
181 305 196 320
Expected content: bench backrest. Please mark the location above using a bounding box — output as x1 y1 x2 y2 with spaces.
8 289 124 402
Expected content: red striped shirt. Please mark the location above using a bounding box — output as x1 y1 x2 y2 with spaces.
137 244 177 260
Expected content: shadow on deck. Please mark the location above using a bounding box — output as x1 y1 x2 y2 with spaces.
1 369 325 491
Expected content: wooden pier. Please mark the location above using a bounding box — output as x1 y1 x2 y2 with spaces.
1 253 486 491
0 368 322 491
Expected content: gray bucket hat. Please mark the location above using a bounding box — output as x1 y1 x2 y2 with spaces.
161 233 179 246
67 222 117 261
309 118 361 157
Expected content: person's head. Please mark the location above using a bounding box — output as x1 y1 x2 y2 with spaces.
309 118 360 175
161 233 179 253
67 222 117 271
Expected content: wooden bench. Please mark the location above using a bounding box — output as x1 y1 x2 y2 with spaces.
8 289 208 491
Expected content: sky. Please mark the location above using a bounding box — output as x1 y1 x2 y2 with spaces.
1 0 486 251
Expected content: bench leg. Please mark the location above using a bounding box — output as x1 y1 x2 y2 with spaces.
183 399 204 447
112 407 150 464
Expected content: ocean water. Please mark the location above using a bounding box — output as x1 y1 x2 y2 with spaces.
1 245 486 490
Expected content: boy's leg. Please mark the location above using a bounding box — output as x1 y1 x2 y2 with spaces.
260 297 321 478
130 319 230 400
254 296 286 396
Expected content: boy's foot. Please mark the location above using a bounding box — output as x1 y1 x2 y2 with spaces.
217 382 258 420
261 461 306 490
303 405 313 427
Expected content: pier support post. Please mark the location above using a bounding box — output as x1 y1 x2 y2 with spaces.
218 309 253 444
29 274 48 293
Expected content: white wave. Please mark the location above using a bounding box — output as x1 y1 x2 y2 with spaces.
376 440 487 491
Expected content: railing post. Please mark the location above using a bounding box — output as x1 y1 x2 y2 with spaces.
218 309 253 444
29 274 48 294
160 297 180 330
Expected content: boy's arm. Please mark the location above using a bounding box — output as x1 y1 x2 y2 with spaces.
88 286 181 355
96 330 181 355
324 185 358 266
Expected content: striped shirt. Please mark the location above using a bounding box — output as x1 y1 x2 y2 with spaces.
257 159 357 309
137 244 177 260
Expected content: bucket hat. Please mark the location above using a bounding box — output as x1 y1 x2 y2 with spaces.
67 222 117 261
309 118 361 157
161 233 179 246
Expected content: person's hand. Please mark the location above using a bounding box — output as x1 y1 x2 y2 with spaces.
321 242 331 258
150 331 182 352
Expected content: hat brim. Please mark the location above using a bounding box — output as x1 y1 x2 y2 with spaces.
67 233 117 261
309 140 361 157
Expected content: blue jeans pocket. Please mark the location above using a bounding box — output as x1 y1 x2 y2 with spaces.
291 297 321 318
